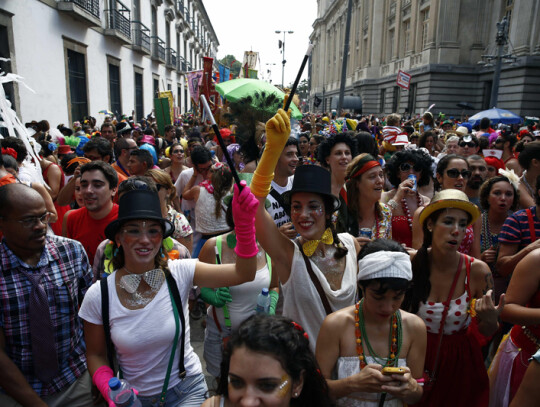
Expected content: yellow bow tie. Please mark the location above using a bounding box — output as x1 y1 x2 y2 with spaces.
302 228 334 257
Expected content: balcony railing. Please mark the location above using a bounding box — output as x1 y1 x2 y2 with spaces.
132 21 151 54
105 0 131 40
176 0 184 12
151 36 166 62
166 48 177 69
63 0 100 18
177 56 187 72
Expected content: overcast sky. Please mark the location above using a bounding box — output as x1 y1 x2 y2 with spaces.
202 0 317 87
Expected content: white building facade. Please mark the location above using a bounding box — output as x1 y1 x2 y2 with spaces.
0 0 219 126
309 0 540 117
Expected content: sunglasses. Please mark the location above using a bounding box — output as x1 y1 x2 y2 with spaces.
459 141 477 148
446 169 471 179
399 163 422 172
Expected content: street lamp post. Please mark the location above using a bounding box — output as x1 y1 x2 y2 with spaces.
275 30 294 88
481 17 516 108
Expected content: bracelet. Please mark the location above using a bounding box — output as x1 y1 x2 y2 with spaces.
468 298 477 318
387 199 398 210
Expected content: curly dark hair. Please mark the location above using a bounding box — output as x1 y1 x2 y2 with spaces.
518 141 540 170
356 131 379 157
418 130 436 149
385 149 433 188
479 175 519 211
217 314 331 407
1 137 27 163
317 132 358 169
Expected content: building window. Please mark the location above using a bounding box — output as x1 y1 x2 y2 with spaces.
109 63 121 117
392 86 400 113
387 29 394 62
407 83 417 114
177 85 182 109
153 77 159 98
134 70 143 121
403 20 411 54
67 49 88 122
505 0 513 31
421 9 430 50
0 24 15 113
380 88 386 113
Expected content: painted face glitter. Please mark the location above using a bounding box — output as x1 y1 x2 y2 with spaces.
277 375 291 398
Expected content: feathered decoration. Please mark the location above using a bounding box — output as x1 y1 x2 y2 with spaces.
499 168 520 191
64 136 81 148
0 63 46 185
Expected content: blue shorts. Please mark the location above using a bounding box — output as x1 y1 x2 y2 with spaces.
137 373 207 407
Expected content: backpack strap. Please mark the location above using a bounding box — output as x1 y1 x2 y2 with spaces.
100 276 115 372
165 270 186 378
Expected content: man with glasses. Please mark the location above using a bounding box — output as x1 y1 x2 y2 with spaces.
0 183 93 406
112 138 138 178
175 145 213 251
465 155 488 206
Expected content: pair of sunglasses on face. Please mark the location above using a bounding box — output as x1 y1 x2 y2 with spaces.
399 163 422 172
446 168 471 178
458 141 477 148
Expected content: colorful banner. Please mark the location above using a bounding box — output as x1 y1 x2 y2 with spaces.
159 90 174 124
248 69 258 79
187 70 204 103
224 67 230 81
397 70 411 90
218 64 225 83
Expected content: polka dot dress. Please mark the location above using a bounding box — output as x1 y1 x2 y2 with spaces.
418 285 471 334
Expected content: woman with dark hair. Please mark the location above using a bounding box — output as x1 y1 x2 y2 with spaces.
317 132 358 198
341 153 391 241
164 142 188 184
478 173 519 300
517 141 540 209
308 134 324 164
412 154 481 258
79 181 259 406
203 314 331 407
418 130 438 157
317 239 426 406
404 189 502 407
251 108 360 351
356 131 379 158
382 150 432 247
297 132 310 164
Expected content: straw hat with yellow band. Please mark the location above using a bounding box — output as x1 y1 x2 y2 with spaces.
419 189 480 227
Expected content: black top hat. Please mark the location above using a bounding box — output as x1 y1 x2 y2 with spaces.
116 122 132 135
282 165 340 211
105 189 174 241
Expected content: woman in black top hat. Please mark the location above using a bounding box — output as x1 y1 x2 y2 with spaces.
79 183 259 407
250 107 360 351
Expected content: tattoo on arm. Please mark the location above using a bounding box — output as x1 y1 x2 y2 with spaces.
483 272 494 295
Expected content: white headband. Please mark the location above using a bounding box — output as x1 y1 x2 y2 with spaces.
357 251 412 281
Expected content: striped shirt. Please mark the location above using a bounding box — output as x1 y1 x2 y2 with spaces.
499 206 540 249
0 236 92 397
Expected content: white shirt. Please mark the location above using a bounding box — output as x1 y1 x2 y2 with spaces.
267 176 294 228
79 259 202 396
175 168 204 248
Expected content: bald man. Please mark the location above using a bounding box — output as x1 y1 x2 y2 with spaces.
0 184 93 406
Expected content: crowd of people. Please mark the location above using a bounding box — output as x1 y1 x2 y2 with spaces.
0 103 539 407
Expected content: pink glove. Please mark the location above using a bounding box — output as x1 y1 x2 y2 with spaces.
92 365 114 406
233 181 259 258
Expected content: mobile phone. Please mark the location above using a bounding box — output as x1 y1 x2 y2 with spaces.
382 367 406 375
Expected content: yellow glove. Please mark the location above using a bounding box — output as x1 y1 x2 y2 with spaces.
251 107 291 197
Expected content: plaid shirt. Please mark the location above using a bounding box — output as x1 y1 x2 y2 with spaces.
0 235 93 397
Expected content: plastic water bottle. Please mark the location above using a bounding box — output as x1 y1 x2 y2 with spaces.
108 377 142 407
256 288 270 314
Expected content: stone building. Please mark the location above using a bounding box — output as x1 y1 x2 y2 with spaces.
0 0 218 125
309 0 540 117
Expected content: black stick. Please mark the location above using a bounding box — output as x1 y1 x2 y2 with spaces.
283 43 313 112
200 95 243 190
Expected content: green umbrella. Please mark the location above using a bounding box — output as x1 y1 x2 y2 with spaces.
216 78 303 120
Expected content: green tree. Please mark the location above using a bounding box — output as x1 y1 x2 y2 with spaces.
219 55 242 79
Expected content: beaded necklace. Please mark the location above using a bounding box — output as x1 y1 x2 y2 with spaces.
354 299 402 369
401 192 423 229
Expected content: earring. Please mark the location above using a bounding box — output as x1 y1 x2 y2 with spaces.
160 247 165 258
113 246 119 256
294 392 299 398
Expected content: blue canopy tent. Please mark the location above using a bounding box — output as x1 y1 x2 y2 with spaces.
468 107 522 127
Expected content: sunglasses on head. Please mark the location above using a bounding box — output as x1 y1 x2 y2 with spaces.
446 168 471 178
399 163 422 172
459 141 477 148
